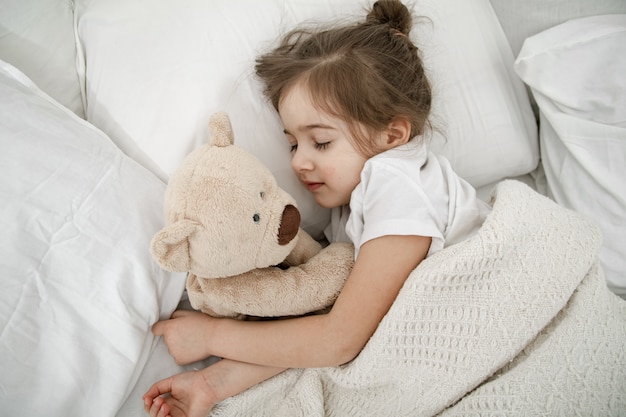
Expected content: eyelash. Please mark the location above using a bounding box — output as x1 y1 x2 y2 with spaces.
290 142 330 153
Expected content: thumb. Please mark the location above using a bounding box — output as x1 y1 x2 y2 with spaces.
152 320 166 336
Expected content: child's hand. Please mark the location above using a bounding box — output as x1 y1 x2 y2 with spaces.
152 310 214 365
143 370 218 417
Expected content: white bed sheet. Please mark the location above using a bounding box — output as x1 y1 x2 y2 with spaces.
0 60 205 416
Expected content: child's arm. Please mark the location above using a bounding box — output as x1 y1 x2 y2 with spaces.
153 234 430 368
143 360 285 417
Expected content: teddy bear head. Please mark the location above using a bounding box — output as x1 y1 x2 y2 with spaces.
150 112 301 278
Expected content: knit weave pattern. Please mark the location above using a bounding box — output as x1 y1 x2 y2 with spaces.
211 180 626 417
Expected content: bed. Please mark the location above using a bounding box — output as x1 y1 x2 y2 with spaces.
1 0 625 416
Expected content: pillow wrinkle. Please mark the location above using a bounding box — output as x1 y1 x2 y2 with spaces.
0 59 187 417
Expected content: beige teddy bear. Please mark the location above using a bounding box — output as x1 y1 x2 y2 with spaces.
150 112 354 318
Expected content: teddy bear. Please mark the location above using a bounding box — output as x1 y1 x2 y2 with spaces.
150 112 354 319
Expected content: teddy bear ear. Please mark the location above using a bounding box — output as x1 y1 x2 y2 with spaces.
209 112 234 147
150 219 201 272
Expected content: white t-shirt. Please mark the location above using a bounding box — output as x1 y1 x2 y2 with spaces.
324 139 491 259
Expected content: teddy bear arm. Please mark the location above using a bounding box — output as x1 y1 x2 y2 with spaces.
189 242 354 318
283 228 323 266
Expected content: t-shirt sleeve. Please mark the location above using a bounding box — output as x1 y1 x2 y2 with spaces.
346 161 445 257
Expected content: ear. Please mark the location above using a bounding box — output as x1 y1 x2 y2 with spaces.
382 116 412 148
150 219 201 272
209 112 234 147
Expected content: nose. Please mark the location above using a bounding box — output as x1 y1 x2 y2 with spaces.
290 148 313 173
277 204 300 245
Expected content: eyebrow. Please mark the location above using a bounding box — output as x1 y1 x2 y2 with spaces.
283 124 335 135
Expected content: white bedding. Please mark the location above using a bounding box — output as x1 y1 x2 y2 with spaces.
0 60 204 416
209 181 626 416
515 14 626 297
1 0 626 415
73 0 538 237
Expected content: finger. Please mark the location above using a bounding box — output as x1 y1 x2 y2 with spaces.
151 320 166 336
143 395 153 413
144 378 173 402
170 309 192 319
157 401 170 417
143 391 152 412
143 390 155 412
149 396 164 417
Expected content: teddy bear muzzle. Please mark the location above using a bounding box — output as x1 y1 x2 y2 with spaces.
277 204 300 245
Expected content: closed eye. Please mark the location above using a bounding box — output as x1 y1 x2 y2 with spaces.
315 142 330 150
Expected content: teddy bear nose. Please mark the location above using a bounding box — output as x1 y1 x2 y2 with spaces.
277 204 300 245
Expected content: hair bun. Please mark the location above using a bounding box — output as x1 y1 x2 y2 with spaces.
366 0 413 36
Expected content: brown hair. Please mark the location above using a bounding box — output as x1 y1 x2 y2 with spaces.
255 0 431 157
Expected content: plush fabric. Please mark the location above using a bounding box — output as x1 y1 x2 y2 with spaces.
515 14 626 298
0 60 190 416
1 2 623 416
208 181 626 417
150 113 353 318
74 0 538 237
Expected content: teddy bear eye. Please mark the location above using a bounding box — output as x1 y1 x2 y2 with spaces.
253 213 261 223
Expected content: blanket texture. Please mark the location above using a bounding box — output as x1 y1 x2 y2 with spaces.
211 181 626 416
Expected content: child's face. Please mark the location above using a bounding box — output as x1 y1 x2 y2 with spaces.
278 82 369 208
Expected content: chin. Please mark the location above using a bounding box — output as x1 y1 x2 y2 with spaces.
314 195 346 209
314 199 333 209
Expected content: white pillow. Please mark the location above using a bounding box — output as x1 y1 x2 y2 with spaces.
0 0 85 117
75 0 538 237
490 0 626 57
416 0 539 187
515 14 626 298
0 60 187 416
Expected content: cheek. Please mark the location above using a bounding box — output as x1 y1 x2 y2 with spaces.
346 158 365 181
322 163 344 185
324 164 336 177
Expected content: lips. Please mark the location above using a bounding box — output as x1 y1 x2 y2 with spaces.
304 182 324 192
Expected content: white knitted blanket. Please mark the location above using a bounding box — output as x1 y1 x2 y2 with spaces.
211 181 626 417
